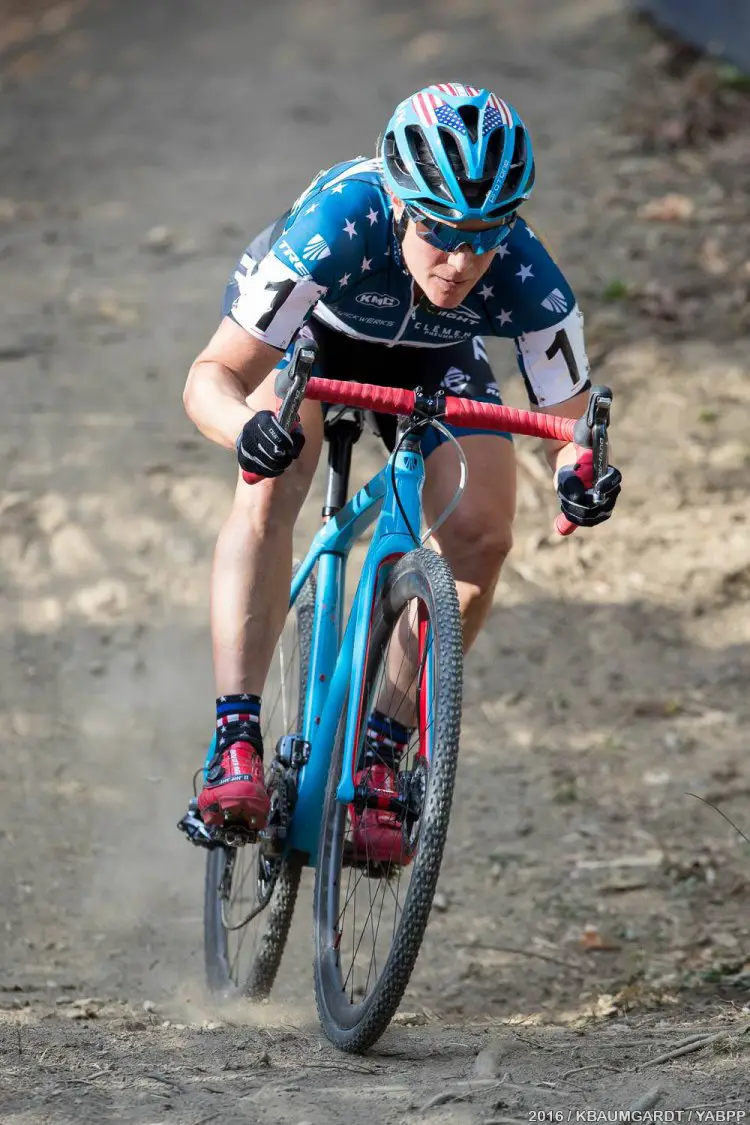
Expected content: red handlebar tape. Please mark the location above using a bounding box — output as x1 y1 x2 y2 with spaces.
303 378 576 442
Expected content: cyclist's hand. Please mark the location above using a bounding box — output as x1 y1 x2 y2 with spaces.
236 411 305 482
556 448 622 528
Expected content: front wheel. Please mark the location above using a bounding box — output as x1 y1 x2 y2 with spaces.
313 548 463 1052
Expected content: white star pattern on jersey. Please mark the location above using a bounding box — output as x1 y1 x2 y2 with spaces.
337 272 351 287
495 243 510 259
305 203 318 215
361 256 372 272
526 227 537 239
343 219 357 239
366 207 379 226
330 183 346 194
496 309 512 325
479 284 494 300
517 264 533 283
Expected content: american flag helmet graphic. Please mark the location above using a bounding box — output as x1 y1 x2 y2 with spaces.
381 84 535 225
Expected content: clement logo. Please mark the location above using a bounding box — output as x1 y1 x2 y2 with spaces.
355 292 400 309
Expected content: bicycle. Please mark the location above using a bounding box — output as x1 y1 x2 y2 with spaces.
179 338 614 1052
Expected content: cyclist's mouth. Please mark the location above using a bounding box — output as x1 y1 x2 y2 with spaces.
434 276 466 292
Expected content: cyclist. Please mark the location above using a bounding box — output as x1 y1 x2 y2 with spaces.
181 84 621 859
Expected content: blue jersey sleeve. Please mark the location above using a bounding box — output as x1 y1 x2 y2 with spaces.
485 219 590 405
228 175 385 350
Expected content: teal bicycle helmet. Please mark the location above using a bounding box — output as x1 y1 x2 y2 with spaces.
381 83 535 224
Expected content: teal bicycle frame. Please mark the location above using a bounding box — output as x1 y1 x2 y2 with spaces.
287 439 426 862
205 432 429 866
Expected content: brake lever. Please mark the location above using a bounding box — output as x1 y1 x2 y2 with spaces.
274 338 318 431
590 389 611 504
572 385 612 498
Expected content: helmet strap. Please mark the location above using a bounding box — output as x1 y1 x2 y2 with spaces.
394 209 409 244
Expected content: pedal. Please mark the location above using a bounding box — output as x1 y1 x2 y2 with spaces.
214 822 258 848
177 799 218 850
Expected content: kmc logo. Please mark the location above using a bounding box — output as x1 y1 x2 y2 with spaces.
355 292 400 309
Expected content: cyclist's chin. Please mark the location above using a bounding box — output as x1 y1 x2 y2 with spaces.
423 276 472 308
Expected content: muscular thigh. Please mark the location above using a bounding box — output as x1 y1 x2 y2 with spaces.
423 434 517 576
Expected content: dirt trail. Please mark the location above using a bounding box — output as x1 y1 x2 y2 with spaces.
2 1 750 1121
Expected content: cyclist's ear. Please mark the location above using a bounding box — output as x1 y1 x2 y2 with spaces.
388 192 405 221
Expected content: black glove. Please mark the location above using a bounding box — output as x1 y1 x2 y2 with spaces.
237 411 305 482
557 458 622 528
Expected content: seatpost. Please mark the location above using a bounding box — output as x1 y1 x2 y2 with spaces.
322 413 364 518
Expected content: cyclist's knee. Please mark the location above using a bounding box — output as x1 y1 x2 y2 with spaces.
228 458 314 534
437 517 513 591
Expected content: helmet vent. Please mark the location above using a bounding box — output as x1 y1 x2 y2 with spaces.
484 128 505 180
501 127 528 199
456 104 480 142
383 131 418 192
437 128 469 180
406 126 454 202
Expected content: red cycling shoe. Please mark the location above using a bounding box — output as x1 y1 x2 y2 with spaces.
198 740 270 831
349 763 414 868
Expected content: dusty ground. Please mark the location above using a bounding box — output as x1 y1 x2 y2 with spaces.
2 1 750 1122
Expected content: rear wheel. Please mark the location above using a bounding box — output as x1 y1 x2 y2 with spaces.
313 548 462 1051
204 566 314 998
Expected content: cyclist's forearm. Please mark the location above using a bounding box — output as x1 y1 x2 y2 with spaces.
538 390 591 479
183 360 256 449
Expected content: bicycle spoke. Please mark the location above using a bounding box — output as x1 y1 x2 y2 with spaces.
365 876 391 995
341 870 387 993
263 631 300 738
333 617 434 1007
206 576 311 1000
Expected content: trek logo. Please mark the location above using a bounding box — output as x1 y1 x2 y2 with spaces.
277 240 311 279
302 233 332 262
541 288 568 314
355 292 400 308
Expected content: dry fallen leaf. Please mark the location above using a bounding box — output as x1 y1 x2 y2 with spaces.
637 193 695 222
579 924 622 952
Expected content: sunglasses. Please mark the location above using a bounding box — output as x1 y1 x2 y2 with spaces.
405 205 517 255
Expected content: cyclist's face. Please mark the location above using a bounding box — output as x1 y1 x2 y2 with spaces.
393 200 497 308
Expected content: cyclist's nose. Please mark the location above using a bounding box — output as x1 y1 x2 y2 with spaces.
446 245 477 271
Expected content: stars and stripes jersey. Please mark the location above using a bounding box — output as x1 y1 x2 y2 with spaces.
225 157 590 407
